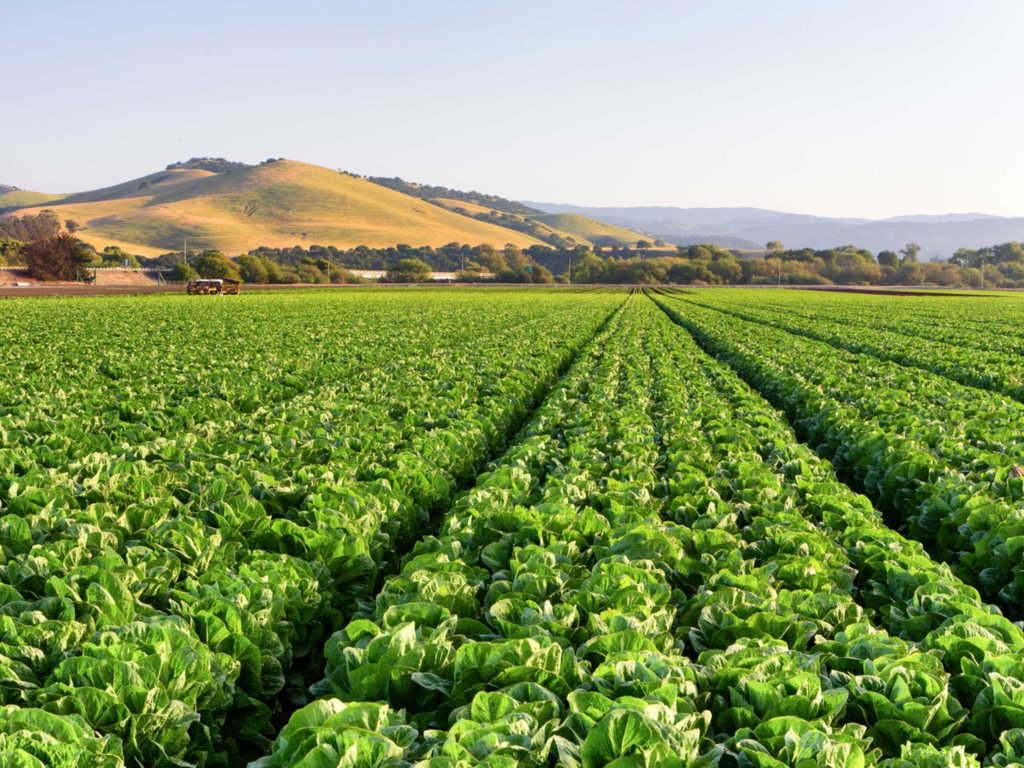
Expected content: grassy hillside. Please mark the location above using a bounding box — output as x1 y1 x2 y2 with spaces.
367 176 539 215
431 198 642 247
0 190 66 209
431 198 501 217
524 213 643 246
4 161 546 256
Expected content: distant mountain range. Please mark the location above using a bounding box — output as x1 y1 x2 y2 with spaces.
521 202 1021 256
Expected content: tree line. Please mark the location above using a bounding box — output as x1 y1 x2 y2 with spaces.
564 241 1024 287
6 208 1024 288
164 243 555 284
361 176 540 215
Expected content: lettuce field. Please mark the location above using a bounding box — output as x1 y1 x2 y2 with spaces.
6 287 1024 768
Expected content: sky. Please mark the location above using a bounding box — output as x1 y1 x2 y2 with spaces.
2 0 1023 219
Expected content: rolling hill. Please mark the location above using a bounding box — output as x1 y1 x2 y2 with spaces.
370 176 644 247
429 198 642 247
0 187 66 210
523 213 642 247
3 161 548 256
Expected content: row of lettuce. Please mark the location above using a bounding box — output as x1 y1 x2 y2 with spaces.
255 297 1024 768
681 289 1024 358
12 288 1024 768
665 288 1024 411
0 290 624 768
657 291 1024 609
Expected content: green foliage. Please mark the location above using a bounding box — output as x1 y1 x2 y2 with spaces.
168 262 198 281
524 213 641 247
165 158 252 174
99 247 140 268
0 210 62 242
878 250 899 268
238 254 270 284
13 287 1024 768
193 250 242 280
387 258 432 282
25 233 93 280
271 295 1024 768
0 289 621 766
233 239 1024 287
0 237 24 267
657 289 1024 613
366 176 541 215
0 706 126 768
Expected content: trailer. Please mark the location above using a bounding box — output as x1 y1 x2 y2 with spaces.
186 278 241 295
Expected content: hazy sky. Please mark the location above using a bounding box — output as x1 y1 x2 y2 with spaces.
3 0 1023 219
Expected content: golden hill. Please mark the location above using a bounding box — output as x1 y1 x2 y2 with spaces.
524 213 642 246
0 190 66 209
430 198 643 247
4 161 547 257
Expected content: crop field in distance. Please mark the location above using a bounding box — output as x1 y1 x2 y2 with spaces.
6 285 1024 768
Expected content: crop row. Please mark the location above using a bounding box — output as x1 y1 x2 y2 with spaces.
655 293 1024 615
673 290 1024 404
0 290 575 469
255 297 1024 768
0 290 624 768
689 289 1024 356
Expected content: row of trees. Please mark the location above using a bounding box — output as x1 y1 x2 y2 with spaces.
548 240 1024 287
243 242 558 274
168 240 1024 288
2 222 144 279
364 176 540 215
759 241 1024 287
165 252 366 285
0 210 68 245
8 212 1024 287
168 243 555 284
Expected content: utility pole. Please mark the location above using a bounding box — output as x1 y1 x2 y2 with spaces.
567 254 572 286
183 236 187 267
778 258 782 287
981 254 985 290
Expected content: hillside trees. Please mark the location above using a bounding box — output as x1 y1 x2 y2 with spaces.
0 238 24 267
99 246 140 267
366 176 541 215
135 238 1024 288
668 259 715 283
166 157 252 173
169 263 199 281
238 254 270 283
502 244 529 270
387 258 431 282
193 250 242 280
25 233 93 280
877 250 899 268
568 250 606 283
474 244 506 273
900 242 921 263
943 242 1024 285
0 210 62 241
